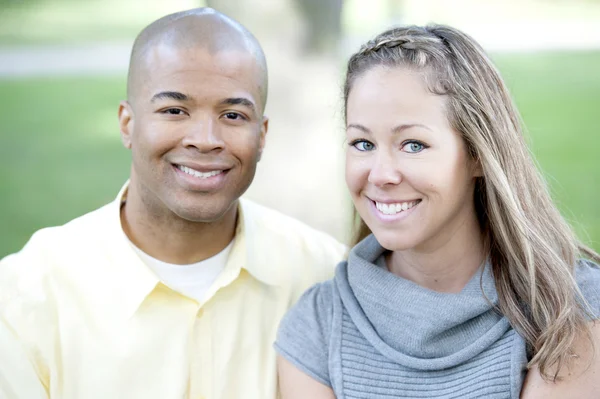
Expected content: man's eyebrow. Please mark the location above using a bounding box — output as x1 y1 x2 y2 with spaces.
150 91 190 102
219 97 256 111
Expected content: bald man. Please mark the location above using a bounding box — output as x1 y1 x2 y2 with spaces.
0 8 346 399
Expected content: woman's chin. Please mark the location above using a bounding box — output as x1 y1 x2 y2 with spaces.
371 230 419 252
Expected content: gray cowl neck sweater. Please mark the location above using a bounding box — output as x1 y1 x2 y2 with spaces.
275 234 600 399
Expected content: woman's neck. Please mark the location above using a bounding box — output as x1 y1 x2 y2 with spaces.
387 215 486 293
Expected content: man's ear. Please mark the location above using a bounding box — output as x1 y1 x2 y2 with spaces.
257 115 269 162
118 101 134 149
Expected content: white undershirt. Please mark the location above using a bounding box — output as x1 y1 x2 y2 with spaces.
128 239 233 303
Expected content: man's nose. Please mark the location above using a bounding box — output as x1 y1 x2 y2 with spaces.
181 117 225 153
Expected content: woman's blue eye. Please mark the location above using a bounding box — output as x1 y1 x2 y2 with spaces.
352 140 375 151
403 141 425 153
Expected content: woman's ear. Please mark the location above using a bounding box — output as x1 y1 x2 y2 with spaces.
471 157 483 178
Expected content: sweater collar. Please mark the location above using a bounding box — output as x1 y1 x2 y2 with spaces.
336 234 511 368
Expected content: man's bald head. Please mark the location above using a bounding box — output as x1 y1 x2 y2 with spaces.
127 8 268 110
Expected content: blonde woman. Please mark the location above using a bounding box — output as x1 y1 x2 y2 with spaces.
274 25 600 398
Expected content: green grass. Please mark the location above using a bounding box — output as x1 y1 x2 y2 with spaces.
493 51 600 250
0 51 599 257
0 77 130 256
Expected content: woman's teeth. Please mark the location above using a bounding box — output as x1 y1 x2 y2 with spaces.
375 200 419 215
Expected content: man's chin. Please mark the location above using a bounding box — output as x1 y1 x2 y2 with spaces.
171 201 238 225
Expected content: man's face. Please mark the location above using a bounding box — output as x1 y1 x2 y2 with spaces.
119 44 268 222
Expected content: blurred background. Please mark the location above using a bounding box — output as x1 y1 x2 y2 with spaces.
0 0 599 257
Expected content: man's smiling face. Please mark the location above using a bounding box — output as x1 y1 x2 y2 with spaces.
120 44 268 223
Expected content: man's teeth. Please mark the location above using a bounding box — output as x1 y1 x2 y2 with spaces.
177 165 223 179
375 200 419 215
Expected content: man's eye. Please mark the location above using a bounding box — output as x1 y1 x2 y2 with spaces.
223 112 245 120
350 140 375 152
162 108 185 115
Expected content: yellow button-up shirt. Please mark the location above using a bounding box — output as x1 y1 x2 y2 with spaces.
0 185 346 399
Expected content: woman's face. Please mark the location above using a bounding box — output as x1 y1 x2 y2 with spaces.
345 66 481 252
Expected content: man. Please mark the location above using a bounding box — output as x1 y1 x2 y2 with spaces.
0 8 346 399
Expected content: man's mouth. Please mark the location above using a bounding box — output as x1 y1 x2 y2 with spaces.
175 165 225 179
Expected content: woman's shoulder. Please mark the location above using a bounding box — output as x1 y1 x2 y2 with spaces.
576 258 600 273
274 267 343 387
277 261 351 338
575 258 600 290
575 259 600 319
278 275 339 336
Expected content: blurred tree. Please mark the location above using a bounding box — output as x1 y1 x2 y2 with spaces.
204 0 239 17
293 0 344 53
205 0 344 54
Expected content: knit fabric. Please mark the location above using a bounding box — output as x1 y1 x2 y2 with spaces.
275 235 600 399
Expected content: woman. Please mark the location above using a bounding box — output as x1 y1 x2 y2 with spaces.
274 25 600 398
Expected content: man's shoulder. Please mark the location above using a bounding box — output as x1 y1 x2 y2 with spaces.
0 201 115 275
239 198 347 291
239 198 347 258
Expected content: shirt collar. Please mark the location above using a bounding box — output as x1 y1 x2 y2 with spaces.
230 198 281 287
102 181 279 319
100 182 159 320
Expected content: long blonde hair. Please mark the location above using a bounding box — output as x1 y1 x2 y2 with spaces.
344 25 600 380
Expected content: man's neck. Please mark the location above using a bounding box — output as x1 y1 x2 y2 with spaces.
120 191 237 265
